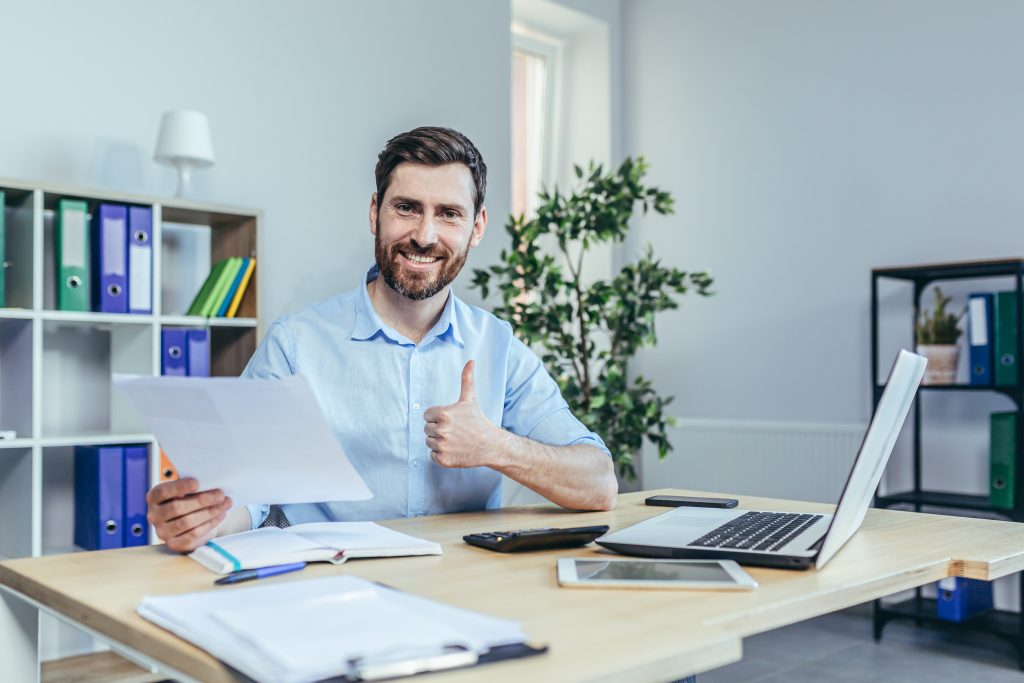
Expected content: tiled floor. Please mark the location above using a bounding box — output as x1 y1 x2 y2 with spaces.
700 608 1024 683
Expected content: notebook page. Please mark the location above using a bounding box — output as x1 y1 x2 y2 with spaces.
285 521 441 556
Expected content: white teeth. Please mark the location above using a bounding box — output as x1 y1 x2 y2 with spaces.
404 253 439 264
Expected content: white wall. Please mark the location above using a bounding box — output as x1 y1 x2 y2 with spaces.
623 0 1024 428
0 0 511 321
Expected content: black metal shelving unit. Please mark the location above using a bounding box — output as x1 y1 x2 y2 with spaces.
871 258 1024 668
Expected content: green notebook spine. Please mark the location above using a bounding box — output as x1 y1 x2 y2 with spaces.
990 411 1016 509
56 199 91 312
186 259 229 316
994 291 1018 386
200 257 242 318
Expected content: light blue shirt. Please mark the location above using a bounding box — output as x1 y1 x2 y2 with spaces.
243 266 608 528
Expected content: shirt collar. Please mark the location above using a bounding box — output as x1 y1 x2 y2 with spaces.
351 265 465 347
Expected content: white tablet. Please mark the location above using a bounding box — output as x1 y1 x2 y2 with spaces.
557 558 758 590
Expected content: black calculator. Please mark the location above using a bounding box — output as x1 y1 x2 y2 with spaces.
463 525 610 553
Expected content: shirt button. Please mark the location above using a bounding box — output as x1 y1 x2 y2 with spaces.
412 402 421 410
412 461 419 468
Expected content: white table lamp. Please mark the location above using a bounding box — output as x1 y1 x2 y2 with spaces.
154 110 215 198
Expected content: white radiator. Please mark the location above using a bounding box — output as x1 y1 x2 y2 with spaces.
641 418 867 504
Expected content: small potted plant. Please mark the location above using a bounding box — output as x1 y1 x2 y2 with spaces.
916 287 963 385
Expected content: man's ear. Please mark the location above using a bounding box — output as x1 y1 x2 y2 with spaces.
369 193 379 236
469 206 487 248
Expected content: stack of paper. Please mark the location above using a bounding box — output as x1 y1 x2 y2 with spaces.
190 522 443 574
138 575 527 683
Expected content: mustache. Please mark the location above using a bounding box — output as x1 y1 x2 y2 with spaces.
391 239 449 259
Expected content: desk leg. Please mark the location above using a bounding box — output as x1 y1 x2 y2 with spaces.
1 589 40 682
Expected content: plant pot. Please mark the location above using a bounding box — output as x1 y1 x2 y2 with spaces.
917 344 959 385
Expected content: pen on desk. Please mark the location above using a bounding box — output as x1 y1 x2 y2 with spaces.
214 562 307 585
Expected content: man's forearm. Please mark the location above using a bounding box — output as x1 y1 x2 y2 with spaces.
490 432 618 511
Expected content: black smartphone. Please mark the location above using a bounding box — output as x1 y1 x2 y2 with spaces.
644 495 739 509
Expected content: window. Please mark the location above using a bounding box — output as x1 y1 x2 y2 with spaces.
511 28 560 219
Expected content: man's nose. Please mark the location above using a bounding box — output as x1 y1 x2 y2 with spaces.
411 215 439 247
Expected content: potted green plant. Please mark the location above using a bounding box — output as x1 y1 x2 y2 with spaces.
472 158 712 481
916 286 963 385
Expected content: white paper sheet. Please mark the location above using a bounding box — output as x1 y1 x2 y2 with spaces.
113 374 373 505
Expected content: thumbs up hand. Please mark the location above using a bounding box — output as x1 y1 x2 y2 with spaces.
424 361 501 469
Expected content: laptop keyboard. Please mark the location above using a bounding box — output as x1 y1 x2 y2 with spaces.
690 511 823 552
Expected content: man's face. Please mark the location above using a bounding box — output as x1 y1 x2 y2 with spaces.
370 162 486 301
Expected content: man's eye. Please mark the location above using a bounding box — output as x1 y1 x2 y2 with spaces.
444 210 460 220
396 203 413 214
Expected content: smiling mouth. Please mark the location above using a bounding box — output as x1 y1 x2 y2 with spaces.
401 252 442 265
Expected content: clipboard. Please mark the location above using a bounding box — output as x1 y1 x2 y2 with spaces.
342 642 548 681
138 574 546 683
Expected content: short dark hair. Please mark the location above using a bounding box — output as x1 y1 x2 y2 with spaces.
375 126 487 216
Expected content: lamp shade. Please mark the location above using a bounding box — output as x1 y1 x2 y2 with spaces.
154 110 215 167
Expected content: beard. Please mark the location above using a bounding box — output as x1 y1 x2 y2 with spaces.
374 223 471 301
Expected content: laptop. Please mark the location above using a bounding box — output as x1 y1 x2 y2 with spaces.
597 349 927 570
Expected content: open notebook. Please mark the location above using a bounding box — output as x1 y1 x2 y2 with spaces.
190 522 442 574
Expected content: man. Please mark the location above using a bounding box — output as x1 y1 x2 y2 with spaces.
147 127 617 552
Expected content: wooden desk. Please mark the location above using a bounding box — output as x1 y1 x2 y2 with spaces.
3 488 1024 683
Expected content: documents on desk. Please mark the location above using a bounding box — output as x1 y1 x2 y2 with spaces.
113 374 373 505
138 575 533 683
191 522 442 574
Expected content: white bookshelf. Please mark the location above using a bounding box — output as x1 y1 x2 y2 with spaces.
0 176 262 665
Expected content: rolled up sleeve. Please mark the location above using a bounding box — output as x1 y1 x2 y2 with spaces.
501 336 610 456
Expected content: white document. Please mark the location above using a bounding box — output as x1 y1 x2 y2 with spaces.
137 575 526 683
113 374 373 505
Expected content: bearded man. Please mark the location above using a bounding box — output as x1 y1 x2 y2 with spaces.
146 127 617 552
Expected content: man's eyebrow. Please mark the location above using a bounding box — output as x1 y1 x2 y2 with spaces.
436 202 469 215
389 195 423 208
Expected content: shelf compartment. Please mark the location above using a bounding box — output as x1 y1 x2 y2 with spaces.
0 317 33 437
210 325 257 377
41 320 153 437
0 447 34 559
1 186 36 310
40 194 156 315
160 206 258 320
876 490 1006 513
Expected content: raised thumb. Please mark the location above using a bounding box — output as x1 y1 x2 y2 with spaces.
459 360 477 402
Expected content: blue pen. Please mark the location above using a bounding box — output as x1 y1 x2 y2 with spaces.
214 562 307 585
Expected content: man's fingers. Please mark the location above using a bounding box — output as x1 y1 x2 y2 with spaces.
426 436 440 452
423 406 444 423
459 360 476 403
154 489 225 523
424 422 439 437
167 513 226 553
147 478 200 506
164 499 231 538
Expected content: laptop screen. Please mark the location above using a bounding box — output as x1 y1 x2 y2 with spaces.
813 349 927 569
